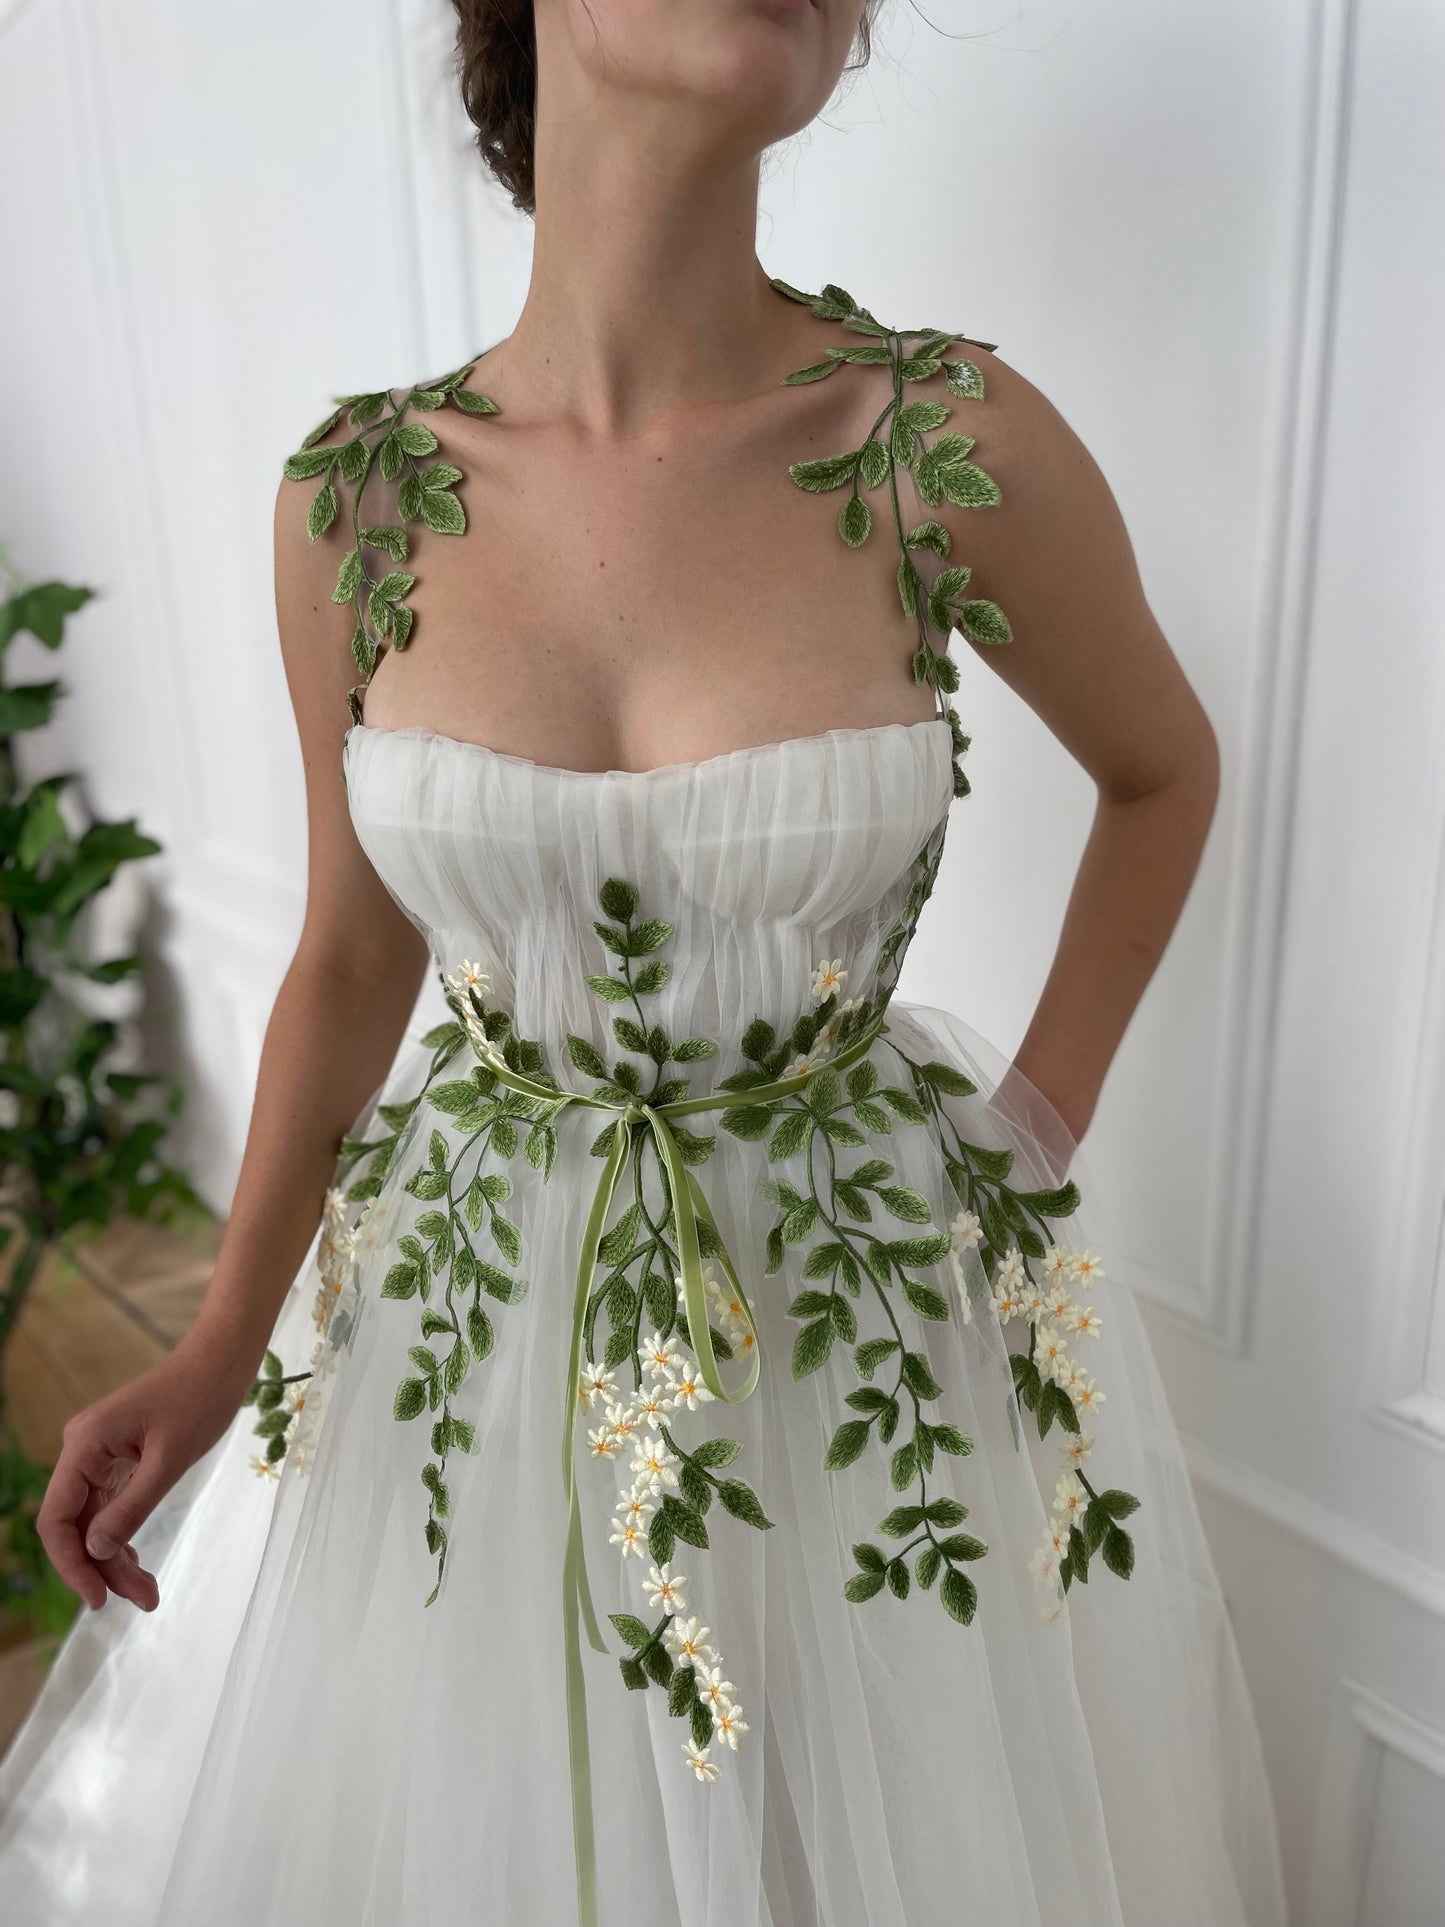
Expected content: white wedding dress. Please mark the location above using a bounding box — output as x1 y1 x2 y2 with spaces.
0 278 1290 1927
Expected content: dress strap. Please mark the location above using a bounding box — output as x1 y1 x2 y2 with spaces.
771 278 1015 800
282 363 503 730
287 277 1012 789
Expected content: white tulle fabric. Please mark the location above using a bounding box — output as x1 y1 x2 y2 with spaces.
0 722 1288 1927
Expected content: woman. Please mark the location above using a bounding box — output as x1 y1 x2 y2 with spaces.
1 3 1288 1923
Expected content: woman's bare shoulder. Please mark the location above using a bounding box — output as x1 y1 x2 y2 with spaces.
932 342 1213 795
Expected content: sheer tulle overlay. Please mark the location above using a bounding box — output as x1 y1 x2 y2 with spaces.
0 723 1287 1926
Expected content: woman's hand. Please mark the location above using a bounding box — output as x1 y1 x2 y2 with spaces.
36 1331 259 1614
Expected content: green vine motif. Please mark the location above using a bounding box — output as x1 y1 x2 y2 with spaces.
377 979 571 1605
241 1347 312 1471
752 1033 990 1624
892 1045 1143 1598
282 365 499 727
772 276 1013 801
565 876 776 1762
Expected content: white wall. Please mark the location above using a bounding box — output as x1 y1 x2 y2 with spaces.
2 1 1442 1916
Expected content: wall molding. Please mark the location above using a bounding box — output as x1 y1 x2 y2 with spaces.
1186 0 1360 1353
1183 1427 1445 1623
1304 1677 1445 1927
1362 731 1445 1449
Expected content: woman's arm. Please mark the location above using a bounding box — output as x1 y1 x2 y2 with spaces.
37 461 429 1613
948 356 1221 1151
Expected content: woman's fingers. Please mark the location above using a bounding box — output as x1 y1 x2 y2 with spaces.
92 1540 160 1612
37 1416 171 1613
84 1439 174 1576
36 1451 118 1611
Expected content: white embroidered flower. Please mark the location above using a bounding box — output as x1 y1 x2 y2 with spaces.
1056 1356 1087 1397
711 1701 749 1751
1065 1303 1103 1340
587 1424 622 1458
669 1365 715 1412
1028 1543 1062 1590
785 1044 831 1079
1020 1283 1051 1322
642 1562 688 1613
1044 1282 1073 1319
578 1361 617 1407
1061 1429 1095 1469
714 1279 751 1333
1034 1323 1070 1381
630 1432 680 1496
249 1454 280 1481
1039 1597 1067 1627
810 958 847 1001
950 1208 983 1252
641 1329 686 1384
680 1260 722 1314
321 1185 349 1224
445 957 492 1000
353 1192 389 1261
1052 1474 1085 1523
603 1399 646 1447
1041 1243 1073 1283
683 1740 721 1782
630 1385 675 1426
947 1248 974 1323
992 1278 1026 1322
695 1660 735 1711
994 1246 1026 1291
1070 1249 1106 1290
609 1517 648 1558
664 1616 717 1667
616 1479 655 1526
1044 1515 1070 1556
317 1219 358 1278
1073 1377 1107 1418
463 1008 502 1063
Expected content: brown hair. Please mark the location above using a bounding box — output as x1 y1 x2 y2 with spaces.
450 1 885 218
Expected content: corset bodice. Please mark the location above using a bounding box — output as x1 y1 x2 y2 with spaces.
343 719 953 1072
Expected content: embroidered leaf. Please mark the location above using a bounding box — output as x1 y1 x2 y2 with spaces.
839 495 871 546
940 1568 978 1625
944 358 985 399
451 386 500 416
791 1317 833 1378
1101 1525 1135 1581
936 458 1000 509
307 482 338 541
393 1378 427 1420
844 1569 886 1603
958 599 1013 647
855 1335 900 1378
788 452 859 493
917 1061 978 1096
717 1479 774 1529
420 488 465 535
878 1185 931 1224
824 1419 871 1470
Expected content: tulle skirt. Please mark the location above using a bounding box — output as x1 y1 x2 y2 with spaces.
0 1000 1288 1927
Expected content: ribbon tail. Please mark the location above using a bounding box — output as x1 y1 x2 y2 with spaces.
562 1116 634 1927
562 1488 599 1927
645 1112 761 1407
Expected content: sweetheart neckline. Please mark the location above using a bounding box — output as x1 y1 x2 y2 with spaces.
343 715 954 784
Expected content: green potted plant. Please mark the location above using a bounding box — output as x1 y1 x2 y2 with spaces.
0 555 204 1660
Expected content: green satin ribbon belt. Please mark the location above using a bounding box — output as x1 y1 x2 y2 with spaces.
471 1008 890 1927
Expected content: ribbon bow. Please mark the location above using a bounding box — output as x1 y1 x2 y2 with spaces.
470 1009 888 1926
